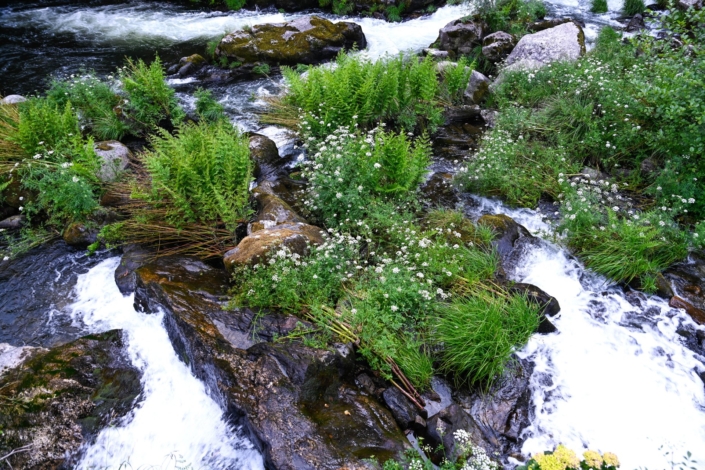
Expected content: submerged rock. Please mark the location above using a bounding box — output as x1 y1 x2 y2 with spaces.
503 21 585 72
0 330 141 469
132 256 409 469
215 16 366 68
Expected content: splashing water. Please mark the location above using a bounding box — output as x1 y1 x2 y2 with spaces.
68 258 263 469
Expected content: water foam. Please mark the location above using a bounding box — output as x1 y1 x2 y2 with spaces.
68 258 263 469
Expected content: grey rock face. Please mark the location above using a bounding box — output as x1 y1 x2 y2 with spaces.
436 19 483 59
463 70 491 105
504 22 585 72
0 95 27 105
482 31 516 62
94 140 131 182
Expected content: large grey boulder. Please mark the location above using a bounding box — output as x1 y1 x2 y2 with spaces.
435 19 484 59
94 140 131 182
463 70 491 105
482 31 516 62
0 95 26 105
504 21 585 72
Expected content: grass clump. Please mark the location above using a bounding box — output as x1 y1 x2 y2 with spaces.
591 0 609 13
194 88 226 122
475 0 547 37
623 0 645 15
265 51 472 136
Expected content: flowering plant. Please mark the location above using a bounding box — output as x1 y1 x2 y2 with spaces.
517 445 620 470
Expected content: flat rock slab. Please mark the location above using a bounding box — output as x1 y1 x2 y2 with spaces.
504 21 585 72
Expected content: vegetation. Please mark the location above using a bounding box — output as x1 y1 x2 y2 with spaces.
474 0 547 36
194 88 226 122
517 445 620 470
623 0 645 15
264 51 473 137
591 0 608 13
457 12 705 284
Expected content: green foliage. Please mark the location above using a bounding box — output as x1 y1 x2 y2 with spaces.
224 0 246 10
141 119 252 231
435 292 538 387
14 100 81 157
252 63 271 75
591 0 608 13
386 4 405 22
319 0 353 15
194 88 226 122
206 34 225 59
300 125 431 229
440 57 475 105
474 0 547 36
119 56 185 130
271 51 458 136
623 0 645 15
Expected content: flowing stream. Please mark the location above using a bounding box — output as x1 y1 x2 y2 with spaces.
1 1 704 468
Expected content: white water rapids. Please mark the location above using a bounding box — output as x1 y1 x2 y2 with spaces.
470 197 705 469
68 258 264 469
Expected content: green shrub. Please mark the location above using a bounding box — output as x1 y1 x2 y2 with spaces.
475 0 547 36
224 0 246 9
435 292 538 387
15 100 82 157
623 0 645 15
267 51 462 136
194 88 226 122
120 56 185 130
252 63 271 75
385 4 405 22
206 34 225 59
591 0 609 13
141 119 252 231
319 0 353 15
300 125 431 228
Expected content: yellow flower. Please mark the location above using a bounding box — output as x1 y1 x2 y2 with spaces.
554 445 580 469
603 452 620 468
533 453 565 470
582 450 603 469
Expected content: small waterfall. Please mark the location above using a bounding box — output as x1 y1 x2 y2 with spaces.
67 258 264 469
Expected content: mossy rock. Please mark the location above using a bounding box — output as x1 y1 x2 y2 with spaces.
215 16 367 67
0 330 141 469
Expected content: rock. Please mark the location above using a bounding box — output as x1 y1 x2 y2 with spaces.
383 386 420 430
0 330 141 469
94 140 131 182
664 256 705 314
435 19 484 59
133 257 409 468
250 133 282 180
527 18 572 33
216 16 366 67
423 48 450 59
250 187 307 233
463 70 491 105
421 172 459 207
1 176 33 209
177 54 207 77
507 282 560 333
626 13 646 32
482 31 516 62
677 0 703 10
114 244 152 295
223 223 326 271
62 222 98 247
0 343 42 377
670 296 705 325
0 214 24 230
478 214 532 259
443 104 482 124
250 0 318 11
425 404 490 462
0 95 26 105
504 22 585 72
255 178 311 220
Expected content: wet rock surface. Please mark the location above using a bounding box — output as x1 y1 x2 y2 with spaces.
0 330 141 469
132 256 409 469
63 221 99 247
0 240 113 348
216 16 366 68
664 255 705 325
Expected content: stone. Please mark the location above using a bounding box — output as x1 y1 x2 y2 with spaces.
425 404 490 462
421 172 459 207
0 95 27 105
504 22 585 73
0 214 24 230
435 19 483 59
114 244 152 295
478 214 533 259
463 70 491 105
677 0 703 10
62 222 98 247
664 256 705 314
626 13 646 32
94 140 131 182
250 133 282 180
0 330 141 469
527 18 572 33
250 187 307 233
482 31 516 62
670 296 705 325
223 223 326 271
423 48 450 59
383 386 419 430
216 16 366 67
507 282 561 333
133 257 409 468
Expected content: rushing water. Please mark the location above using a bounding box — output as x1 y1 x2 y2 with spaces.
468 197 705 469
68 258 264 469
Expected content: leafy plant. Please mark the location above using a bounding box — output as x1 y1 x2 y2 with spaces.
194 88 226 122
623 0 645 15
474 0 547 36
517 445 620 470
252 63 271 76
591 0 609 13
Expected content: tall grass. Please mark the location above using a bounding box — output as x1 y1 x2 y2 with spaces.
591 0 608 13
624 0 645 15
140 119 252 231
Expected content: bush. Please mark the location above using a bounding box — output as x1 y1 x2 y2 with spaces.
475 0 547 36
266 51 471 136
194 88 226 122
623 0 645 15
119 56 185 130
591 0 609 13
140 119 252 231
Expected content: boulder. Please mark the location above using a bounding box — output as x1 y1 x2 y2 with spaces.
425 404 490 461
223 223 326 271
423 48 450 59
132 256 409 469
215 16 366 67
177 54 207 77
62 222 98 247
114 244 153 295
463 70 491 105
507 282 560 333
677 0 703 10
503 22 585 72
664 255 705 316
482 31 516 62
0 95 26 105
0 214 24 230
1 176 33 209
478 214 532 259
383 386 422 430
94 140 131 182
0 330 141 469
250 133 282 180
250 187 307 233
670 296 705 325
626 13 646 32
435 19 484 59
